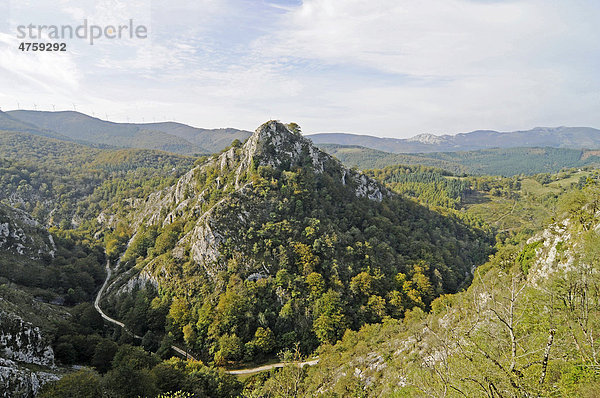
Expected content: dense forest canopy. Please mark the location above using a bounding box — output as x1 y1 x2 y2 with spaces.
0 130 195 227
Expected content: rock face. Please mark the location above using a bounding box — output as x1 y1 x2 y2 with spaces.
0 204 55 259
129 121 389 228
0 311 57 397
0 312 55 367
526 210 600 285
0 358 58 398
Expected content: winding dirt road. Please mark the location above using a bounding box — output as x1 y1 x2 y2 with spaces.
94 260 130 332
94 258 318 374
226 358 320 375
94 258 195 359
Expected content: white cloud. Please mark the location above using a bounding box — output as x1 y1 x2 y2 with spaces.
254 0 585 76
0 0 598 137
246 0 600 135
0 33 81 93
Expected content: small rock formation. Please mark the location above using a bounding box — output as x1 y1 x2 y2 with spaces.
0 311 58 397
0 204 54 259
0 312 55 367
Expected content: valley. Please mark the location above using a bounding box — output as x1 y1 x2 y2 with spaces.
0 118 599 397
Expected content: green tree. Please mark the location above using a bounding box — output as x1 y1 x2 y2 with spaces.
91 339 118 374
305 272 325 299
215 334 243 365
253 327 275 355
313 290 347 344
38 370 102 398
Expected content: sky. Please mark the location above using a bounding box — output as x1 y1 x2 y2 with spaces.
0 0 598 138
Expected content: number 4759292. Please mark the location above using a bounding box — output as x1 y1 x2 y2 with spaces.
18 42 67 52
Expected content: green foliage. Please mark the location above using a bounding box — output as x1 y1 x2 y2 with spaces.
44 346 242 398
558 365 600 397
215 334 243 365
292 181 600 397
38 370 103 398
313 290 347 344
0 211 105 305
285 122 302 135
92 339 119 373
367 165 469 209
517 240 543 274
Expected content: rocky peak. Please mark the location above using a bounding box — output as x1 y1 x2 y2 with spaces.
406 133 451 145
239 120 330 173
125 121 391 232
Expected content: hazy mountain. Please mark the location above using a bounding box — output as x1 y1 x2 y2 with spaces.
0 110 71 141
6 110 598 156
134 121 252 154
5 110 252 155
318 143 600 176
308 126 600 153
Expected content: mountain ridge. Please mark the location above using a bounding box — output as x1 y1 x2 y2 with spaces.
308 126 600 153
318 143 600 176
4 110 252 155
4 109 598 157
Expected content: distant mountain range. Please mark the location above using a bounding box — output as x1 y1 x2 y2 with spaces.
308 127 600 153
318 144 600 176
1 110 252 154
2 110 599 157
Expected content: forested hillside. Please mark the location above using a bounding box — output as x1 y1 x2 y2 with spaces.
275 182 600 397
320 144 600 176
366 164 599 230
99 121 492 371
0 130 195 227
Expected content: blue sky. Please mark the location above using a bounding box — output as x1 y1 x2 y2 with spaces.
0 0 599 137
